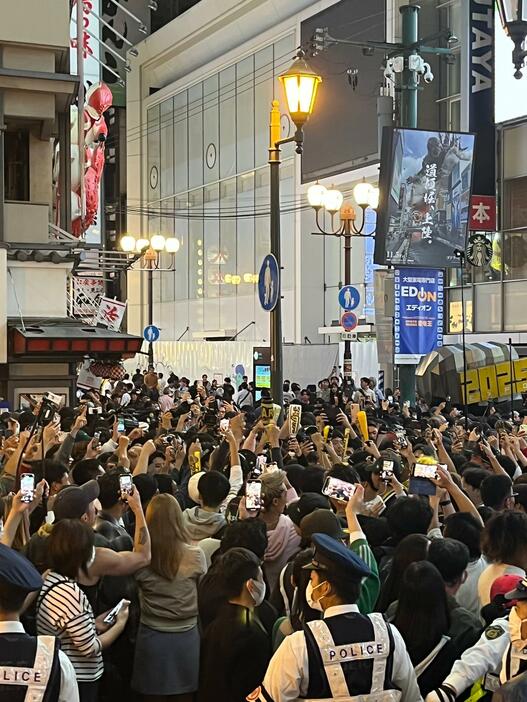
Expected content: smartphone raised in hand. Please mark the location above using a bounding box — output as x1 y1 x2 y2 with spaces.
20 473 35 503
119 474 133 496
409 463 437 496
322 476 356 502
245 480 262 510
380 461 394 482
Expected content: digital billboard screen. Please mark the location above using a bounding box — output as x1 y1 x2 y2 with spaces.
374 128 476 268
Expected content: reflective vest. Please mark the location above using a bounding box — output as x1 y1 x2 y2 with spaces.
0 633 60 702
301 611 402 702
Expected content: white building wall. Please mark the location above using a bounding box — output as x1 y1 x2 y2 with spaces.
126 0 387 380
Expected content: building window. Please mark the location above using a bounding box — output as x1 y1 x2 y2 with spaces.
503 176 527 280
5 129 29 201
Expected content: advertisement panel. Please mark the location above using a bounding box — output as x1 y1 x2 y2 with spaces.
375 128 476 267
394 268 444 365
469 0 495 195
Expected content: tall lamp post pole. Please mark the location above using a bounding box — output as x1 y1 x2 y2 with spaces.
269 101 284 407
147 267 154 366
307 181 379 386
120 233 181 367
454 249 469 429
268 55 321 406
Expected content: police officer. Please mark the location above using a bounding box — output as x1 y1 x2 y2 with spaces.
425 576 527 701
257 533 422 702
0 543 78 702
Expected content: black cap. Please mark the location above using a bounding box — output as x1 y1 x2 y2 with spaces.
0 544 42 593
287 492 330 527
53 480 100 521
300 509 346 541
303 533 371 579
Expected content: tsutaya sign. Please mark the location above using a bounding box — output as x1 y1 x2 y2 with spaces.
469 0 494 195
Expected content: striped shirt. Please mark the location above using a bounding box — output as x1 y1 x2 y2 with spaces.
36 571 103 682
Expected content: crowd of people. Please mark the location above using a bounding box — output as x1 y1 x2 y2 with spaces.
1 366 527 701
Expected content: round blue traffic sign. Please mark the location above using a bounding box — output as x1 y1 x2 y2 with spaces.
143 325 160 342
341 311 358 332
338 285 361 311
258 254 280 312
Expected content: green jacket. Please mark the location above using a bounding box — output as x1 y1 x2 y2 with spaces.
349 532 380 614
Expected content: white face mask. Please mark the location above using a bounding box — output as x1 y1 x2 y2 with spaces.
248 578 266 607
306 580 327 612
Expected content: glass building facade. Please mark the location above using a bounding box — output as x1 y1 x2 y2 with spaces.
145 34 298 340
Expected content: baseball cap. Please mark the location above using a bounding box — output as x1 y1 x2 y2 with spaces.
491 574 524 606
287 493 330 527
53 480 100 521
300 509 346 541
505 576 527 602
188 471 205 504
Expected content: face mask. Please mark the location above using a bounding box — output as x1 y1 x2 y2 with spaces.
510 607 527 654
306 580 327 612
86 547 96 570
248 578 266 607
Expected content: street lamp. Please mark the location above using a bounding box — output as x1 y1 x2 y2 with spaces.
269 53 321 405
497 0 527 78
307 181 379 383
119 234 180 365
308 179 379 236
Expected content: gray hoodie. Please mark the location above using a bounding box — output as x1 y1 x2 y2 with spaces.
182 506 226 543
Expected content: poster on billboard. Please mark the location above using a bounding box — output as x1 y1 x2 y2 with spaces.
394 268 444 365
375 128 476 268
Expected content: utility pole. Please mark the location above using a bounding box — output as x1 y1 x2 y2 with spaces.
398 3 420 405
312 4 454 406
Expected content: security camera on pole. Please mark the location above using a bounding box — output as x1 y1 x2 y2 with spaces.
311 7 456 401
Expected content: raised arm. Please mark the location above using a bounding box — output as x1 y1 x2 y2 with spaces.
132 439 156 477
88 485 150 577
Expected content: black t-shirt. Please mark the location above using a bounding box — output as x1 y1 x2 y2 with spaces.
198 603 270 702
223 383 235 402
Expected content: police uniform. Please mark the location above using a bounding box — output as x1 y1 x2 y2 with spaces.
0 544 78 702
258 533 423 702
425 578 527 702
424 618 509 701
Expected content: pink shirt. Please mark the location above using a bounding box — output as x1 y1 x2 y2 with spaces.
159 394 174 412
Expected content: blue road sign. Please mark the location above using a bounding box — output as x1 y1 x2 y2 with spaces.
258 254 280 312
338 285 361 311
341 311 359 332
143 325 160 343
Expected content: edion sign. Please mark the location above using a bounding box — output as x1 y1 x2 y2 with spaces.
400 286 437 303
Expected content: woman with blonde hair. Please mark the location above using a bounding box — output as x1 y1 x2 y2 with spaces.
258 469 301 593
131 493 207 701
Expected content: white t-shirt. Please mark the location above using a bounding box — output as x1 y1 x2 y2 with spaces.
477 562 525 607
120 392 131 407
456 555 488 620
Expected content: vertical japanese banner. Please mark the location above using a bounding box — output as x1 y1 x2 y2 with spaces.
394 268 444 364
